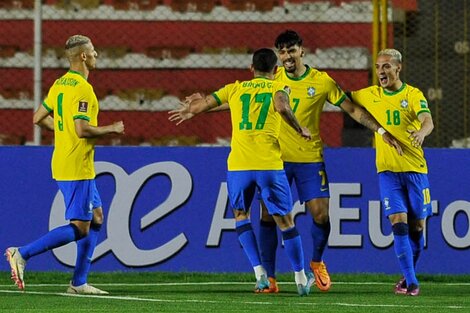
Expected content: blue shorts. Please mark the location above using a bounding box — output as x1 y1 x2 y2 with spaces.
227 170 292 217
57 179 102 221
284 162 330 203
378 171 432 219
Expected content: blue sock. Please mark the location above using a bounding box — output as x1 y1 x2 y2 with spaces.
19 224 81 260
236 220 261 267
282 227 304 272
409 230 424 269
72 223 102 286
392 223 418 286
259 220 278 278
311 219 331 262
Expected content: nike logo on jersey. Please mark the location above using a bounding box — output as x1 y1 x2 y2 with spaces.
320 187 328 192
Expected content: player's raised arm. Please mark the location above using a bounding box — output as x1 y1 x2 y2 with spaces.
168 92 229 125
185 93 219 115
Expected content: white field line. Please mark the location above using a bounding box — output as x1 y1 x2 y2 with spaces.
0 289 467 310
0 281 469 310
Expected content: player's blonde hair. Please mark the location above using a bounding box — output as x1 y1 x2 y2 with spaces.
378 49 402 64
64 35 92 61
65 35 91 50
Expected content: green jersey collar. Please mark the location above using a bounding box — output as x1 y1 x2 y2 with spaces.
68 70 87 81
284 65 311 81
383 82 406 96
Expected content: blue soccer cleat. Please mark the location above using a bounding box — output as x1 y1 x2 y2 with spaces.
254 274 270 293
297 272 315 296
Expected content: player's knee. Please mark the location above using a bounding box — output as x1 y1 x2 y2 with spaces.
272 213 294 230
93 208 104 224
312 211 329 224
409 219 425 232
70 223 89 239
307 199 329 224
233 209 249 220
392 222 409 236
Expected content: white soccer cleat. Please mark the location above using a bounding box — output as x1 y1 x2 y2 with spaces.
67 282 109 295
5 247 26 290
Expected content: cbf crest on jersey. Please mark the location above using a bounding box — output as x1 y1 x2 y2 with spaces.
307 86 316 97
400 100 408 109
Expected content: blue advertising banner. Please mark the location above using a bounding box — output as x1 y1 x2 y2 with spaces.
0 146 468 274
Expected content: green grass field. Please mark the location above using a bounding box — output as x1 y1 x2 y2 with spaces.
1 272 469 313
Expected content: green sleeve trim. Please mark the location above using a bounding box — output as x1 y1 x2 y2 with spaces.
332 94 347 106
73 115 90 121
417 109 431 116
42 101 53 112
212 93 222 106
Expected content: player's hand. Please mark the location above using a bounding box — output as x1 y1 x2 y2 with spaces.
168 102 194 125
168 93 204 125
299 126 312 140
113 121 125 134
407 129 425 148
382 132 403 155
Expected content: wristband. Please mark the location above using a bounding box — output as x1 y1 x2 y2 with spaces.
377 127 386 136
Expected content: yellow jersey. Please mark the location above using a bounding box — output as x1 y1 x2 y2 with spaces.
275 66 346 163
43 70 99 180
213 77 289 171
350 83 431 173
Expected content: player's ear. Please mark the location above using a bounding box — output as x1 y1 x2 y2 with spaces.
249 64 254 73
272 65 278 73
300 49 305 57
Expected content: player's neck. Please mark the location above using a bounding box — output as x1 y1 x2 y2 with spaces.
384 80 403 93
69 63 90 79
287 63 307 78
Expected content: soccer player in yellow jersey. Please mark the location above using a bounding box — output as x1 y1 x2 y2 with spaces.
349 48 434 296
181 48 315 295
5 35 124 294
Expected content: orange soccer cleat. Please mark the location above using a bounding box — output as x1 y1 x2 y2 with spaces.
310 261 331 292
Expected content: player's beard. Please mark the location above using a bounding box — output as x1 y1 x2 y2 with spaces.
283 59 297 73
86 60 96 70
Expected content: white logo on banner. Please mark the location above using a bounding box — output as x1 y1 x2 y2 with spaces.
50 161 192 267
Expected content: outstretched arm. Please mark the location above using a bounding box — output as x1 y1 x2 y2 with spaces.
168 93 229 125
187 93 219 114
341 97 403 155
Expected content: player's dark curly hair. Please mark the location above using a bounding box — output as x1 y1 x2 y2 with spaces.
252 48 278 73
274 30 303 49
